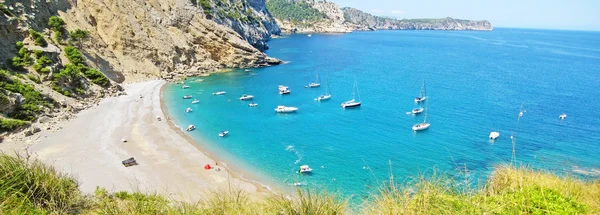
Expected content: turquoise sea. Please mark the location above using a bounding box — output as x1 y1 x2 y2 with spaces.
163 28 600 203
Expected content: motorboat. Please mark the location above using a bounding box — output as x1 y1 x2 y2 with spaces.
181 85 190 89
299 165 312 173
307 34 312 37
212 91 226 95
219 130 229 137
278 85 291 95
489 131 500 140
239 94 254 100
248 102 258 107
185 107 193 113
341 76 361 108
412 107 424 114
244 69 251 72
186 125 195 131
412 122 431 131
559 113 567 120
191 99 200 104
279 88 291 95
274 106 298 113
183 95 192 99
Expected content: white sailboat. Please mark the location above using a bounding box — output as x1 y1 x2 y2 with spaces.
412 99 430 131
341 76 361 108
315 78 331 101
415 80 427 103
307 72 321 88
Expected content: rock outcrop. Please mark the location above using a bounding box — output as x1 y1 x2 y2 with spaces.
268 0 351 33
342 7 493 31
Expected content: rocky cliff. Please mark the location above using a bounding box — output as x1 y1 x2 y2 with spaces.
0 0 282 137
342 7 493 31
267 0 493 33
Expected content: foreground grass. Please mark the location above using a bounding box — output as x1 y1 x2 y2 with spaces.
1 154 598 214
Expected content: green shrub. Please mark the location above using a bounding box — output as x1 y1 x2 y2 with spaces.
32 63 43 72
47 16 65 32
36 56 52 67
27 74 41 84
15 41 24 49
63 46 85 65
69 29 89 41
198 0 212 15
0 70 52 121
39 68 51 74
82 68 110 87
0 118 30 132
29 29 47 47
33 50 44 59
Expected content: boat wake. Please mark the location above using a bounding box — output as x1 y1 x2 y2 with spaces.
286 145 303 164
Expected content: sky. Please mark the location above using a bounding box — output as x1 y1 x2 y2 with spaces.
328 0 600 31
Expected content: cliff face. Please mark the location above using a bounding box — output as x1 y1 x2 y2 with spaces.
201 0 280 51
342 7 493 31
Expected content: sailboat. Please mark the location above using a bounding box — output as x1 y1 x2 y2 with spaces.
412 99 430 131
315 78 331 101
308 72 321 88
414 80 427 103
341 76 361 108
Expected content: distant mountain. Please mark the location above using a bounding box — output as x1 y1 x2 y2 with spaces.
265 0 493 33
342 7 493 31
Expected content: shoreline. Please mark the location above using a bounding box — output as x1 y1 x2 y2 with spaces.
0 80 275 202
159 82 282 196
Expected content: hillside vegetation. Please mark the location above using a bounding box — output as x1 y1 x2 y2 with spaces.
266 0 327 23
1 153 598 214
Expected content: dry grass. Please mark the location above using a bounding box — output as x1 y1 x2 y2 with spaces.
1 153 598 214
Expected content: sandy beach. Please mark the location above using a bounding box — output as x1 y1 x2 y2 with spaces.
0 80 264 201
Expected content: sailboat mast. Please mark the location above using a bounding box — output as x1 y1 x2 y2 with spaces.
424 99 428 123
325 78 330 94
354 76 361 101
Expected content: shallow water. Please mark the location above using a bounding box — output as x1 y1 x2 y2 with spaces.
163 28 600 204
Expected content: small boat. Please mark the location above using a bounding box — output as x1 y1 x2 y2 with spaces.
341 76 361 108
212 91 226 95
413 99 430 131
185 107 193 113
248 102 258 107
219 130 229 137
316 78 332 101
191 99 200 104
415 80 427 103
412 122 431 131
186 125 196 131
299 165 312 173
181 85 190 89
307 72 321 88
559 113 567 120
412 107 424 114
183 95 192 99
239 94 254 100
293 182 304 186
275 106 298 113
278 85 291 95
244 69 251 72
489 131 500 140
307 34 312 37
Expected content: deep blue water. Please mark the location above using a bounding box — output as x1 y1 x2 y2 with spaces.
163 28 600 204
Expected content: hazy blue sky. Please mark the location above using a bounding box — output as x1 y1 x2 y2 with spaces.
329 0 600 30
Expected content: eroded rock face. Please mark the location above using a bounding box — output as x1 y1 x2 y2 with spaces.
275 0 352 33
60 0 277 81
